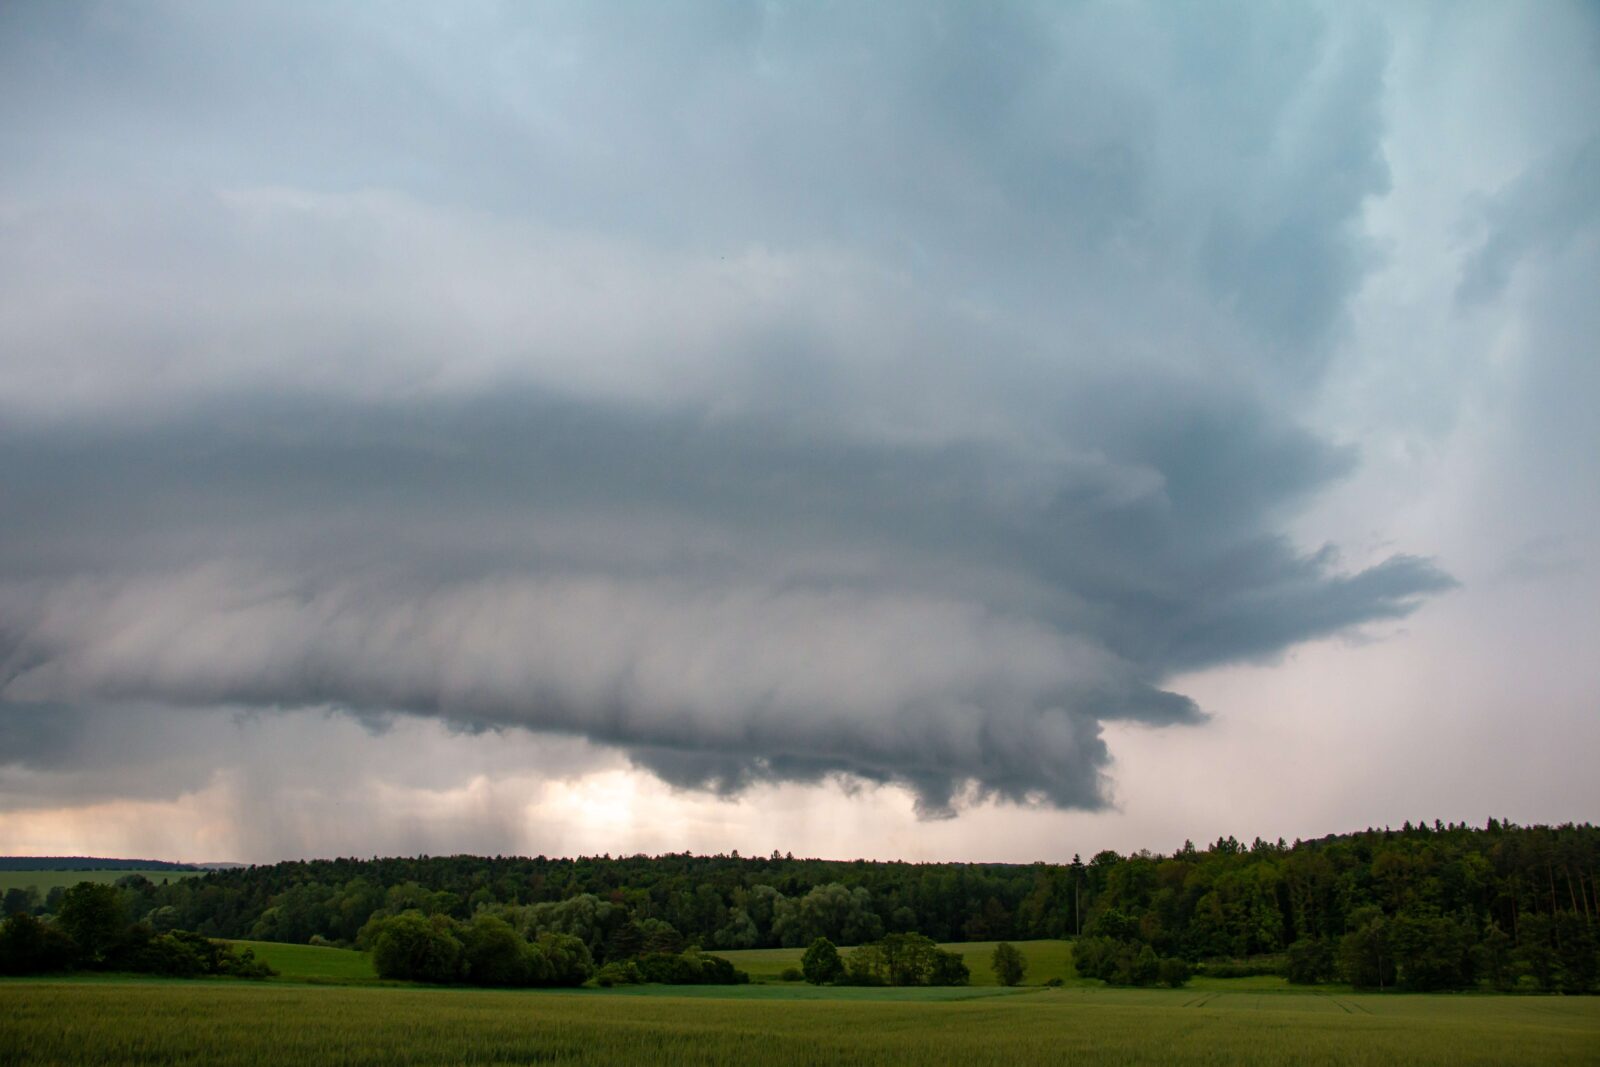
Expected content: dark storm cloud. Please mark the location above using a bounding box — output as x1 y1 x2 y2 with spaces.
0 2 1457 816
0 393 1452 815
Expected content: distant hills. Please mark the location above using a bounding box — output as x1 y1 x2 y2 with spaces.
0 856 209 872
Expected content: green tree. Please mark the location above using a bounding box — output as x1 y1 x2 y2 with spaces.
0 912 76 975
801 936 844 984
929 947 970 986
3 887 40 916
57 883 126 967
991 941 1027 986
1474 922 1515 991
1514 912 1558 991
529 931 594 987
370 913 462 983
460 914 528 986
1337 910 1395 991
1555 912 1597 994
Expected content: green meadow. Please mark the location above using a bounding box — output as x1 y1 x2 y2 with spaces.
3 978 1596 1067
0 869 205 894
228 939 377 982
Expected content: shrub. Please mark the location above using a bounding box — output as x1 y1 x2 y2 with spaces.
634 950 747 985
1196 957 1284 979
594 961 642 987
1157 957 1192 987
1285 938 1332 984
133 932 208 977
779 967 804 981
219 946 275 979
929 948 970 986
991 942 1027 987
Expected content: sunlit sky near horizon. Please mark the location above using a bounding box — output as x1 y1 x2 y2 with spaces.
1 1 1596 865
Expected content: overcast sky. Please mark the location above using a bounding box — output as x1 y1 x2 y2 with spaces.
1 1 1595 864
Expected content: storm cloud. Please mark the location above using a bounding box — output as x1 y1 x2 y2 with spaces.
0 1 1493 823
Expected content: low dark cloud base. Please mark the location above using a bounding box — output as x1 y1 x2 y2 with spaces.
0 393 1453 816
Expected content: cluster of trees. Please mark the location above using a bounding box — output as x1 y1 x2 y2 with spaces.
363 912 595 986
595 951 748 987
1073 821 1598 993
6 821 1593 993
1073 936 1191 987
0 882 272 979
799 933 969 986
359 907 752 988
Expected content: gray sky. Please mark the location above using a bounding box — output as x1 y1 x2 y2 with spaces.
1 1 1595 862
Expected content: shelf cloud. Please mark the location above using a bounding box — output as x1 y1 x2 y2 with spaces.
5 0 1583 839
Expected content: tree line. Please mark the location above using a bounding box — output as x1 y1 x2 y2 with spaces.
4 820 1594 992
0 882 273 979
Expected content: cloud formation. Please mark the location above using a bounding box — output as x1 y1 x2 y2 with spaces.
0 1 1489 821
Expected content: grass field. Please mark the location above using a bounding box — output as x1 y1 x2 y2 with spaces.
0 869 206 894
233 936 1329 998
3 979 1596 1066
229 940 378 983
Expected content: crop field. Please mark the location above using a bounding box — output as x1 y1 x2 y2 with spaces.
0 869 205 894
3 979 1597 1066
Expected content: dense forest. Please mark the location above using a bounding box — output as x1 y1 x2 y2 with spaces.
3 820 1595 991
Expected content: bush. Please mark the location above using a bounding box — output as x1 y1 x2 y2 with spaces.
1045 976 1063 987
1157 957 1192 987
928 948 970 986
594 960 642 987
1286 938 1333 984
132 932 208 977
219 946 275 979
779 967 804 981
634 949 747 985
1196 957 1284 979
991 942 1027 987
